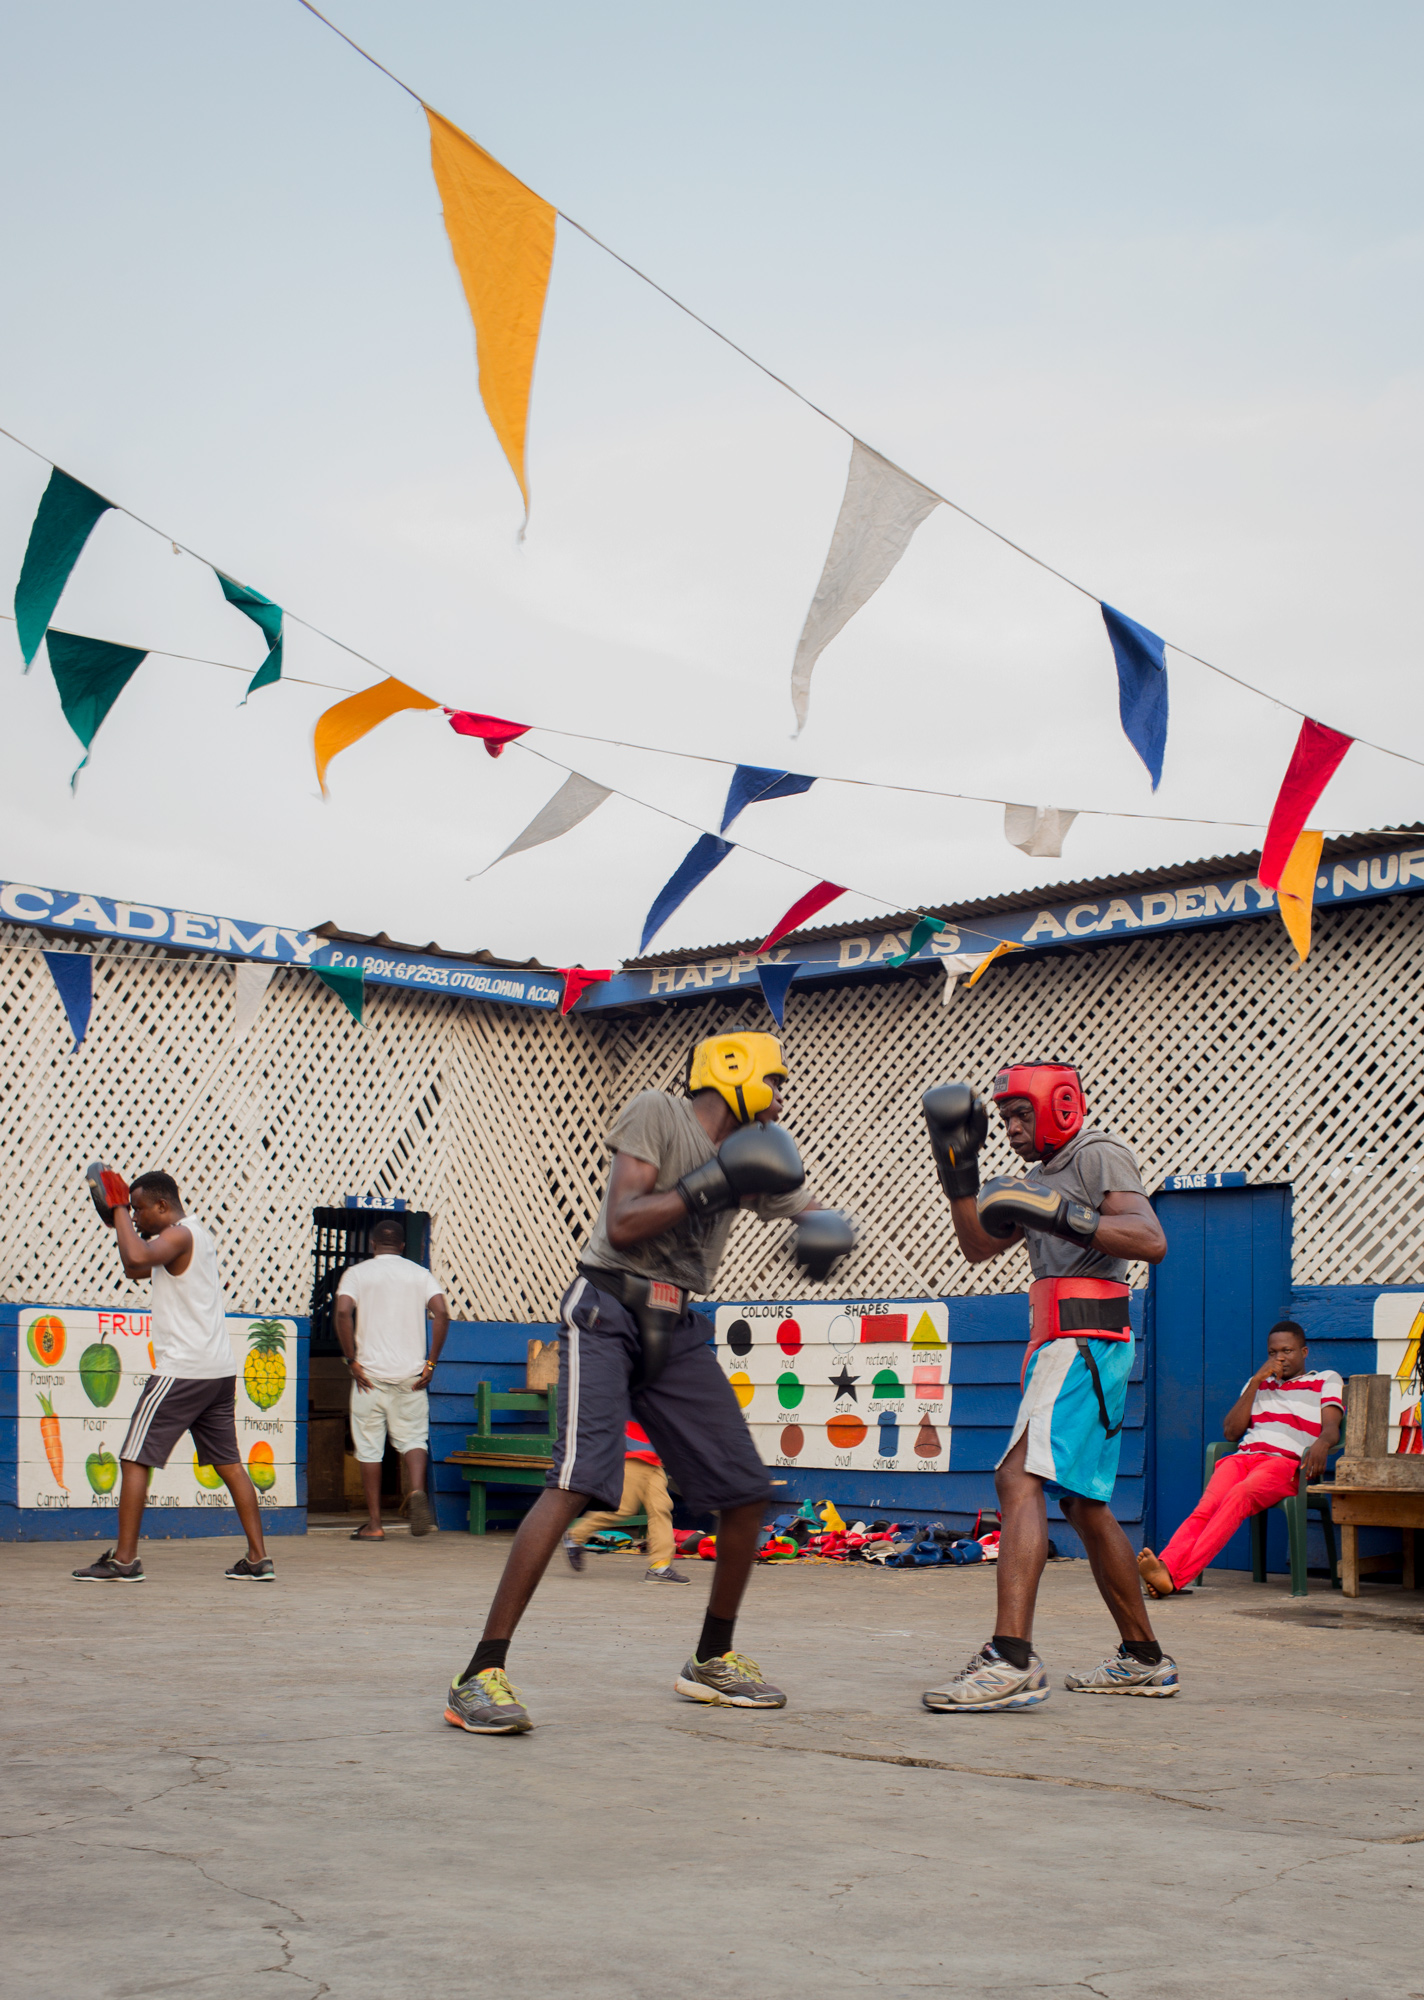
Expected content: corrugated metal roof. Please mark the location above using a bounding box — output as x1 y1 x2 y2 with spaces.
309 922 557 972
627 825 1424 968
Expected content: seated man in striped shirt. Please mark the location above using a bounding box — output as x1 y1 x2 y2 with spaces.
1138 1321 1343 1597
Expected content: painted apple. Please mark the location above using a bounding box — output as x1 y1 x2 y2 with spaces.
85 1445 118 1493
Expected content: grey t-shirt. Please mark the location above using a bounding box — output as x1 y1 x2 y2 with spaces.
1019 1126 1148 1282
581 1091 813 1293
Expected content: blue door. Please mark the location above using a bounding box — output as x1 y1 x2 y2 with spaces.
1147 1186 1292 1568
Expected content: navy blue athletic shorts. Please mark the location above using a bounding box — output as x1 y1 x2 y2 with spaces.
548 1274 773 1515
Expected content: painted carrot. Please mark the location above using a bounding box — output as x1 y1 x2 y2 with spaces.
37 1392 66 1489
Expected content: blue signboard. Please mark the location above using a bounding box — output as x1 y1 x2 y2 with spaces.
0 879 564 1010
1161 1172 1247 1191
575 841 1424 1010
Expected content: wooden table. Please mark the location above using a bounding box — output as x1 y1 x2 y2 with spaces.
1309 1484 1421 1596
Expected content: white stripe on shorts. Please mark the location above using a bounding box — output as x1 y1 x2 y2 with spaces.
555 1278 589 1493
120 1375 177 1461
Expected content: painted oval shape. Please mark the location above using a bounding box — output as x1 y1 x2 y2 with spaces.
776 1373 804 1409
778 1425 805 1457
725 1318 752 1356
826 1413 867 1449
729 1371 754 1410
776 1318 802 1356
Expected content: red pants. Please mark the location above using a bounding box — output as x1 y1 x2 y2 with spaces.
1159 1450 1302 1588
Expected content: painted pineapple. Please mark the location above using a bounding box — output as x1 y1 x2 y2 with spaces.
243 1320 288 1410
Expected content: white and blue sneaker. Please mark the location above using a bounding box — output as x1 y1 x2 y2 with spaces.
922 1642 1049 1712
1064 1647 1180 1696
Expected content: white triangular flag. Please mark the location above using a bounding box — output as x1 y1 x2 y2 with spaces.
932 951 980 1004
231 961 277 1042
469 771 613 877
1004 804 1078 859
790 441 941 734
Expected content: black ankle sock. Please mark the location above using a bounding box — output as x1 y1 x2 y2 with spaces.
697 1612 736 1662
1121 1639 1163 1666
991 1634 1033 1671
465 1639 509 1680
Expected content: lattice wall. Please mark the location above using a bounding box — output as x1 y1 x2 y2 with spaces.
3 894 1421 1318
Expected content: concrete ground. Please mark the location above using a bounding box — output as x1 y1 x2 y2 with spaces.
5 1531 1424 2000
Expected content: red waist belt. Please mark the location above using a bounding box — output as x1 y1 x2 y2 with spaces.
1023 1277 1132 1387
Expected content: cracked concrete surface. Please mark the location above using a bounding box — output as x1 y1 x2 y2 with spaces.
4 1536 1423 1998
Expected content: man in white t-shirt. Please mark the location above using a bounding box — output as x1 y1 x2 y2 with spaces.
1138 1320 1344 1596
334 1218 449 1541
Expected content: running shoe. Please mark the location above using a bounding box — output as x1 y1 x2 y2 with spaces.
72 1549 144 1583
674 1651 787 1707
644 1565 690 1583
922 1642 1049 1712
408 1491 435 1537
225 1556 276 1581
1064 1648 1180 1696
445 1667 533 1734
563 1533 585 1573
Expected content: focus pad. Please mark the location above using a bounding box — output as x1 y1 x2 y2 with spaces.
85 1161 130 1226
794 1208 855 1281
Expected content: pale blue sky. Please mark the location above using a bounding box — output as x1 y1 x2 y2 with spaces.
0 2 1420 960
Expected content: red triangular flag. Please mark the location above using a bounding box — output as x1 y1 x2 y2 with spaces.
751 882 846 955
446 709 530 758
559 967 613 1014
1259 718 1352 889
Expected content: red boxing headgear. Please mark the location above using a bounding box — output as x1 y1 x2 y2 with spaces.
991 1062 1086 1159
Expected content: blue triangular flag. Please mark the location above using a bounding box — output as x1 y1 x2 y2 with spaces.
640 834 733 952
1101 603 1169 790
756 960 802 1027
42 950 93 1049
720 765 816 832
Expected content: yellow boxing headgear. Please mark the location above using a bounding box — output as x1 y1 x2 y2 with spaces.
686 1032 788 1124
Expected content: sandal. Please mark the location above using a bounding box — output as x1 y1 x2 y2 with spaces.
350 1527 385 1540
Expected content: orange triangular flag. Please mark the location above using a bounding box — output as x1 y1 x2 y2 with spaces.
1277 827 1324 961
426 108 556 523
965 940 1024 989
314 678 440 797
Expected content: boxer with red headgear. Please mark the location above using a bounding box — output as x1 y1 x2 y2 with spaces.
919 1062 1173 1712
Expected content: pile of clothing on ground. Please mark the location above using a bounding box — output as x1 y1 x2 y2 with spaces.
672 1502 1041 1569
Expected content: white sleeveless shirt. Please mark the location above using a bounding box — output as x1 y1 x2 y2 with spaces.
150 1215 234 1379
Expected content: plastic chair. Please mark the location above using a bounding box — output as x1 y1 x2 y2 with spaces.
1198 1440 1340 1596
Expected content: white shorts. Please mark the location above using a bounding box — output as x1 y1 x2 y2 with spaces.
350 1379 429 1461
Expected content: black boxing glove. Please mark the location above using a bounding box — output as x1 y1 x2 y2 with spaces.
977 1176 1099 1246
793 1208 855 1282
922 1083 989 1200
677 1121 806 1217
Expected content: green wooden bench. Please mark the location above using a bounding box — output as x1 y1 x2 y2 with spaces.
446 1381 559 1535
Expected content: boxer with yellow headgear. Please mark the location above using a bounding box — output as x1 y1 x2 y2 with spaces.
686 1031 789 1125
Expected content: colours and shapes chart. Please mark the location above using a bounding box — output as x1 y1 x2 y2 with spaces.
713 1299 951 1471
10 1306 300 1510
1373 1293 1424 1455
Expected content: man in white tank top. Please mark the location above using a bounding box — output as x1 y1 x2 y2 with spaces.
71 1171 274 1583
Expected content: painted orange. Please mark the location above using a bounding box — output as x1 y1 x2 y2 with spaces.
825 1413 867 1450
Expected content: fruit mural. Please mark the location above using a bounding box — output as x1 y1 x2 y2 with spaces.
14 1308 300 1511
243 1321 288 1409
715 1299 952 1470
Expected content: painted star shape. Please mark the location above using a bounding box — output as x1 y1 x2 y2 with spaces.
829 1364 860 1402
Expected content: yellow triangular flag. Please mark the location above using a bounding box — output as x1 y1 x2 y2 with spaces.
426 108 556 522
1277 828 1324 961
314 677 440 797
966 940 1023 988
911 1310 946 1349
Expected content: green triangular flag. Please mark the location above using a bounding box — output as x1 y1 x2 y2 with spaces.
887 916 947 969
46 630 148 788
216 572 283 697
15 471 114 667
314 964 364 1023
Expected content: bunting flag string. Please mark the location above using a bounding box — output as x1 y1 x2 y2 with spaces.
313 963 364 1023
446 709 531 757
41 949 94 1049
472 770 613 876
1258 718 1354 890
557 966 613 1015
14 469 113 668
790 442 941 734
231 960 278 1042
1100 604 1169 790
720 764 816 830
216 573 284 697
886 916 947 968
640 834 734 953
1275 829 1325 962
425 108 556 527
755 959 802 1027
313 676 441 795
1004 804 1078 859
965 939 1024 989
754 882 847 954
45 630 149 788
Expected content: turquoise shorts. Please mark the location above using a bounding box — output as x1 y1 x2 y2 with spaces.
997 1334 1133 1503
